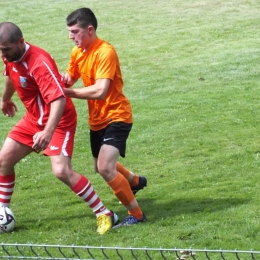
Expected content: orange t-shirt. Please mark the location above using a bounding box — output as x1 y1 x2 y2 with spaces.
66 37 133 131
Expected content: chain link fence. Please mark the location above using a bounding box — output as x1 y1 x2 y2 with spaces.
1 243 260 260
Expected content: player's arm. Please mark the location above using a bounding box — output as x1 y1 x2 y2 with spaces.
32 96 66 152
43 96 66 135
0 76 18 117
61 72 78 88
64 78 110 100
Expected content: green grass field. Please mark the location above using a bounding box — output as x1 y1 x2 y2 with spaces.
1 0 260 255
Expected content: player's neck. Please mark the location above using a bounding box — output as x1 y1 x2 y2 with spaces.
83 36 97 52
15 43 28 62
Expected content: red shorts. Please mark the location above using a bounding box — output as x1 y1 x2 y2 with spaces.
8 117 76 157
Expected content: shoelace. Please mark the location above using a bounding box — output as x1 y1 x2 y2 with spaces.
123 216 138 225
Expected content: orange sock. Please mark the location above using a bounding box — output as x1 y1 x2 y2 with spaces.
130 176 140 188
116 162 139 187
107 172 135 206
128 206 143 220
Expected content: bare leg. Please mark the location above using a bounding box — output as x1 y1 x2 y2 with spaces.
0 137 33 175
50 153 118 234
0 137 33 207
97 144 142 214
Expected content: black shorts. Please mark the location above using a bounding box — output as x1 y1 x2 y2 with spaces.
90 122 132 158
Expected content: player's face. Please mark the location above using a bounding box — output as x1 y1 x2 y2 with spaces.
0 39 25 62
68 24 93 50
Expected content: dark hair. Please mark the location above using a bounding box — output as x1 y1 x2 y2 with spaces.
66 8 98 30
0 22 23 43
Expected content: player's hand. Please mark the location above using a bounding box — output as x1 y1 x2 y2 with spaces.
60 72 77 88
61 73 71 88
32 130 52 152
1 100 18 117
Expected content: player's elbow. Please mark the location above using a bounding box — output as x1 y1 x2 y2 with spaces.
95 88 108 99
97 92 107 99
94 79 110 99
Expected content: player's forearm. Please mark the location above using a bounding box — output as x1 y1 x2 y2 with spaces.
44 97 66 134
1 76 16 102
64 86 105 99
64 78 110 100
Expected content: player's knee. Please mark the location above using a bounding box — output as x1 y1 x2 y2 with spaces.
97 164 117 181
0 157 3 170
97 164 108 176
52 165 69 180
0 157 13 174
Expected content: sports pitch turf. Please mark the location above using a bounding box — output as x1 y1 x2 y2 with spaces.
0 0 260 252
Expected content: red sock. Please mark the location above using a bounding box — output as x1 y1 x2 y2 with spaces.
0 174 15 207
71 175 111 217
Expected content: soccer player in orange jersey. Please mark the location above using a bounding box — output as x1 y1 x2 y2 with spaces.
0 22 119 235
62 8 147 228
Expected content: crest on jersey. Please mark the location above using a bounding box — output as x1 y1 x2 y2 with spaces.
20 76 27 88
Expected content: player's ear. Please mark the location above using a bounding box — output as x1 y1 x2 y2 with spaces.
87 25 95 34
19 38 25 44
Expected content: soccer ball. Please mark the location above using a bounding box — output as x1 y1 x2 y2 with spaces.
0 206 15 233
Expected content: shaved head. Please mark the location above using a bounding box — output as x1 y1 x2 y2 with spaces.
0 22 23 44
0 22 25 61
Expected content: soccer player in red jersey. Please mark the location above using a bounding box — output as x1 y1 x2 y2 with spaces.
62 8 147 228
0 22 118 234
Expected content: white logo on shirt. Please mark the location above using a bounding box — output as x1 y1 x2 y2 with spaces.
12 67 18 72
50 146 59 151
